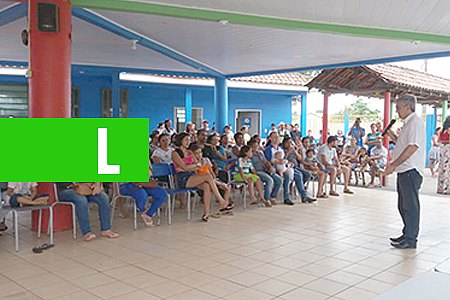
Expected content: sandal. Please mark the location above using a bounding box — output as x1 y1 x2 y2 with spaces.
343 189 354 194
32 243 54 254
84 232 96 242
329 191 340 197
141 214 154 227
100 230 120 239
317 194 328 198
201 215 209 222
210 212 221 219
226 202 236 210
263 200 272 207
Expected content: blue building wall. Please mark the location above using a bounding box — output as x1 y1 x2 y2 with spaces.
0 71 303 134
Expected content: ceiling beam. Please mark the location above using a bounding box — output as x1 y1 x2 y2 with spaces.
71 0 450 46
0 3 27 27
71 8 225 78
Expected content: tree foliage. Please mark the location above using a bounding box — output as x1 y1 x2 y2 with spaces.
336 98 380 116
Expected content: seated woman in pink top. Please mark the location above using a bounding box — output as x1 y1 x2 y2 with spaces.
171 133 231 222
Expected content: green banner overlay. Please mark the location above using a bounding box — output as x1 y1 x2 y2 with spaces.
0 118 149 182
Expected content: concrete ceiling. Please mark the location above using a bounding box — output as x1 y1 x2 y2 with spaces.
1 0 450 77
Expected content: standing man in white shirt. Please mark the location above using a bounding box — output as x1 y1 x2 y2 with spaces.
385 94 426 249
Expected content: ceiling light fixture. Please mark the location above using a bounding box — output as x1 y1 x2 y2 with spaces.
218 19 229 26
131 39 138 50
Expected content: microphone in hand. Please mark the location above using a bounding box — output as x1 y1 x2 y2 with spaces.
381 119 396 137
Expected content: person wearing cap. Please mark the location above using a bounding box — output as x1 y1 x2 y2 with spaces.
317 136 353 197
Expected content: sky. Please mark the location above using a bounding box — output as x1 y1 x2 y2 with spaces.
306 57 450 116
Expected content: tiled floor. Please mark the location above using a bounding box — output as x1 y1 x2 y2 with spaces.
1 174 450 300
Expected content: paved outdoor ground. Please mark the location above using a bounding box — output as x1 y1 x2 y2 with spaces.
0 173 449 300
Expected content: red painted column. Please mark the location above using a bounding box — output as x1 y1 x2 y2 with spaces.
322 92 329 144
382 91 391 186
383 91 391 149
29 0 72 232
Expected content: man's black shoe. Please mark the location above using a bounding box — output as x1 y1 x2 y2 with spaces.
389 235 405 243
390 241 416 249
302 196 317 203
284 200 294 206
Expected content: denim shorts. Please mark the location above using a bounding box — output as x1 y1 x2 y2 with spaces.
176 172 195 188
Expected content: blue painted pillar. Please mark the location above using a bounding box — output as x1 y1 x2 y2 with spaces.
214 77 228 133
111 72 120 118
300 94 307 136
344 114 349 137
185 88 192 123
425 114 435 167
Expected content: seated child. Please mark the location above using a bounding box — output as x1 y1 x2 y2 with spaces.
354 148 370 185
303 149 321 174
235 145 272 207
7 182 49 208
273 150 294 181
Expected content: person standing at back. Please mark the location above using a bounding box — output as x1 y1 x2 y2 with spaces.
385 94 426 249
348 118 365 147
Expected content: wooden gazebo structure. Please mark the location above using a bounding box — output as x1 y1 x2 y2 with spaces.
307 63 450 144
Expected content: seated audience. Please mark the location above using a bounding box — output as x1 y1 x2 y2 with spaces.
162 119 177 137
185 122 197 143
249 139 282 205
7 182 49 207
60 182 119 241
367 138 388 188
190 144 233 214
171 133 230 222
119 166 169 226
241 126 251 145
282 137 317 203
274 150 294 181
205 134 228 170
317 136 353 197
151 133 173 163
235 145 272 207
224 125 235 146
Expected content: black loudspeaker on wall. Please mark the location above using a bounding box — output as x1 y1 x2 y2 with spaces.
37 2 59 32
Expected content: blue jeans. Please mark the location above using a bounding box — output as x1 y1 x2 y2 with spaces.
120 183 168 217
59 189 111 236
292 168 308 199
397 169 423 244
256 171 283 200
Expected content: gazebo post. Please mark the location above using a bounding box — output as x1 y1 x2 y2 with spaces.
383 92 391 149
443 99 448 124
383 91 391 187
322 92 329 144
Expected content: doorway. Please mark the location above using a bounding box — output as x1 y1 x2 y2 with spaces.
235 110 261 136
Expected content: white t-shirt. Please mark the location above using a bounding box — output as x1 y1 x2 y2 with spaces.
8 182 38 195
371 146 388 166
317 144 337 166
151 147 173 163
392 113 426 175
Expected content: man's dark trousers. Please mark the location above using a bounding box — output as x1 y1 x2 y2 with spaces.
397 169 423 244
